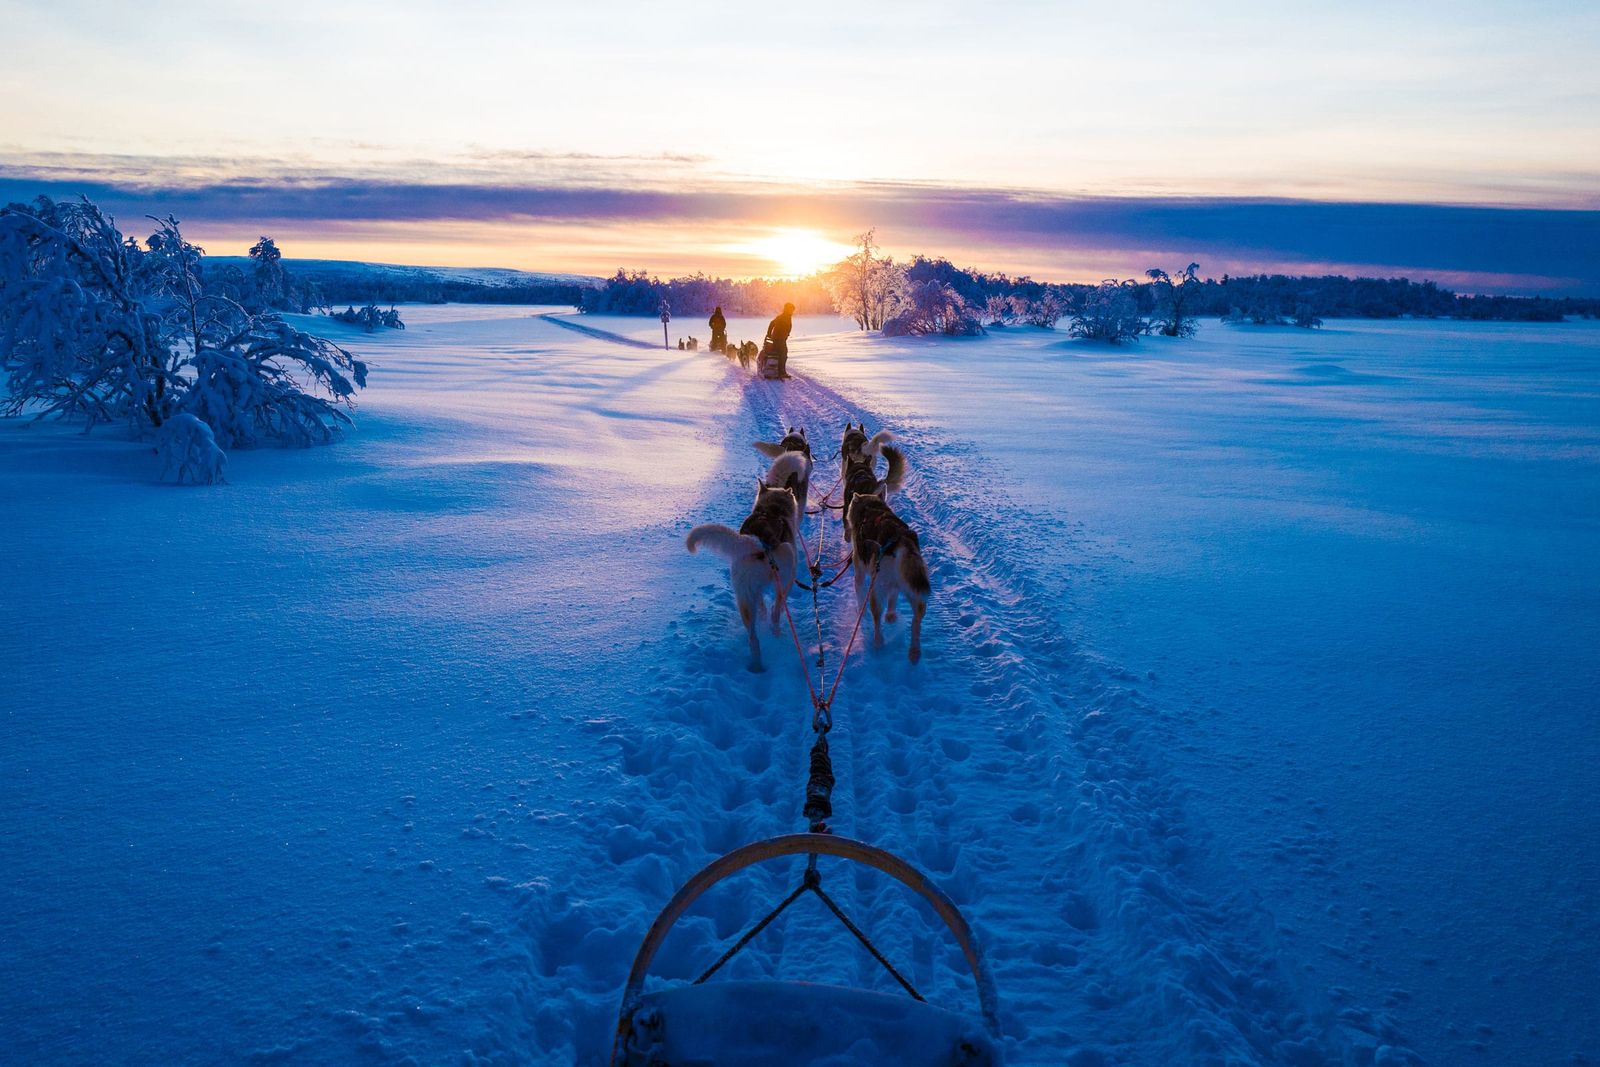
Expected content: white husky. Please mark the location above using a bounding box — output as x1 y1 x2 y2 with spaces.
753 427 814 517
686 482 801 672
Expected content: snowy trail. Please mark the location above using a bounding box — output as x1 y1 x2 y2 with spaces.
730 364 1354 1063
537 313 662 350
8 308 1497 1066
515 331 1367 1064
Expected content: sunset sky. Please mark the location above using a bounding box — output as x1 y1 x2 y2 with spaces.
3 0 1598 292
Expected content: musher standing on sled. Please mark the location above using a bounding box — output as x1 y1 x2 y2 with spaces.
708 306 727 353
763 302 795 379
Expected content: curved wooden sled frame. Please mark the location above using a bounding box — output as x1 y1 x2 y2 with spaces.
610 832 1000 1064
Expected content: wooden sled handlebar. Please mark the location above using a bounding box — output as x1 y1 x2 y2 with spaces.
610 833 1001 1064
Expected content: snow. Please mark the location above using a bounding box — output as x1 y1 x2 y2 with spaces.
156 412 228 484
1 306 1595 1065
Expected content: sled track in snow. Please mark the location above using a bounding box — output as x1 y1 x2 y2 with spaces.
537 313 661 349
523 348 1396 1064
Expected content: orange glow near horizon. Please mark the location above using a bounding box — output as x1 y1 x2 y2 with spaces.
185 218 869 282
732 229 857 279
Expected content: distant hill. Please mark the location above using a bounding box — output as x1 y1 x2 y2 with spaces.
206 257 602 306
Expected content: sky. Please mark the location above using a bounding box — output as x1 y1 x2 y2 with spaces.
2 0 1598 292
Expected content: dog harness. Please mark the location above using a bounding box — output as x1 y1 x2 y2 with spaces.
852 497 916 559
780 431 812 459
741 497 795 559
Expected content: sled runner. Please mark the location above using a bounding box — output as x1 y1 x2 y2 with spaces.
610 834 1001 1066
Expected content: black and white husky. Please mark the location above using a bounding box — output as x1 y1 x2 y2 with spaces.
753 427 813 514
838 423 906 540
686 482 801 672
844 489 930 664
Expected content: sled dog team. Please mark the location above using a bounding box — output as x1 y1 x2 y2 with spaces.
687 424 930 672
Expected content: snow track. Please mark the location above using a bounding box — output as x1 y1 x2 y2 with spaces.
525 338 1383 1064
538 313 662 349
6 309 1461 1066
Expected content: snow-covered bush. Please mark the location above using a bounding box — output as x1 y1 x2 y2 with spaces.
156 412 227 484
881 280 985 337
1146 263 1202 338
0 197 176 427
1223 297 1319 328
1070 279 1148 344
331 304 404 331
0 197 368 472
982 294 1015 326
1022 294 1064 329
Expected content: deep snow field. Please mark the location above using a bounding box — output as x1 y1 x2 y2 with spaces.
2 306 1596 1066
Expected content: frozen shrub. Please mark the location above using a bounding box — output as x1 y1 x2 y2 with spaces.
330 304 404 331
0 197 368 476
1070 280 1148 344
1146 263 1202 337
982 294 1015 326
881 281 985 337
156 412 227 485
1023 295 1064 329
0 196 175 428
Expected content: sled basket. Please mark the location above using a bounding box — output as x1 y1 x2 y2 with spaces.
610 833 1002 1066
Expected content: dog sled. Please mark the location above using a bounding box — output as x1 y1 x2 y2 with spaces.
755 340 786 380
610 834 1001 1066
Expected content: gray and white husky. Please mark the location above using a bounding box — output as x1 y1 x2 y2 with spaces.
753 427 813 514
844 489 930 664
838 423 906 540
686 482 801 672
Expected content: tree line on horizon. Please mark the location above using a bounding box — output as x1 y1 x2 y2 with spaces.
579 232 1600 334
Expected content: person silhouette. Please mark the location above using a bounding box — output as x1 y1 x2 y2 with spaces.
708 306 727 353
764 302 795 379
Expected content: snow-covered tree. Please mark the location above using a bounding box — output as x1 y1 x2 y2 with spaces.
982 294 1015 326
331 304 405 331
1070 279 1148 344
1146 262 1202 337
824 230 910 331
0 197 368 469
881 280 985 337
1022 294 1064 329
0 196 176 428
145 216 368 448
248 236 288 309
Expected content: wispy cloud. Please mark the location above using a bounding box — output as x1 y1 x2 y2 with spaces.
3 155 1596 295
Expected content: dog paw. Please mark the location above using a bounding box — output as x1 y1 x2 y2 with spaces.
885 610 898 623
908 646 921 665
747 660 765 674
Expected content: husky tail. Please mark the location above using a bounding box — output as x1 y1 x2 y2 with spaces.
864 429 896 457
897 545 931 596
881 444 908 494
753 440 788 460
686 524 763 560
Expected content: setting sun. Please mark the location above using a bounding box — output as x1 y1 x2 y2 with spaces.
741 228 854 278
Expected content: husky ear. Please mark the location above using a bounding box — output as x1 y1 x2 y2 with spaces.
799 427 807 438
